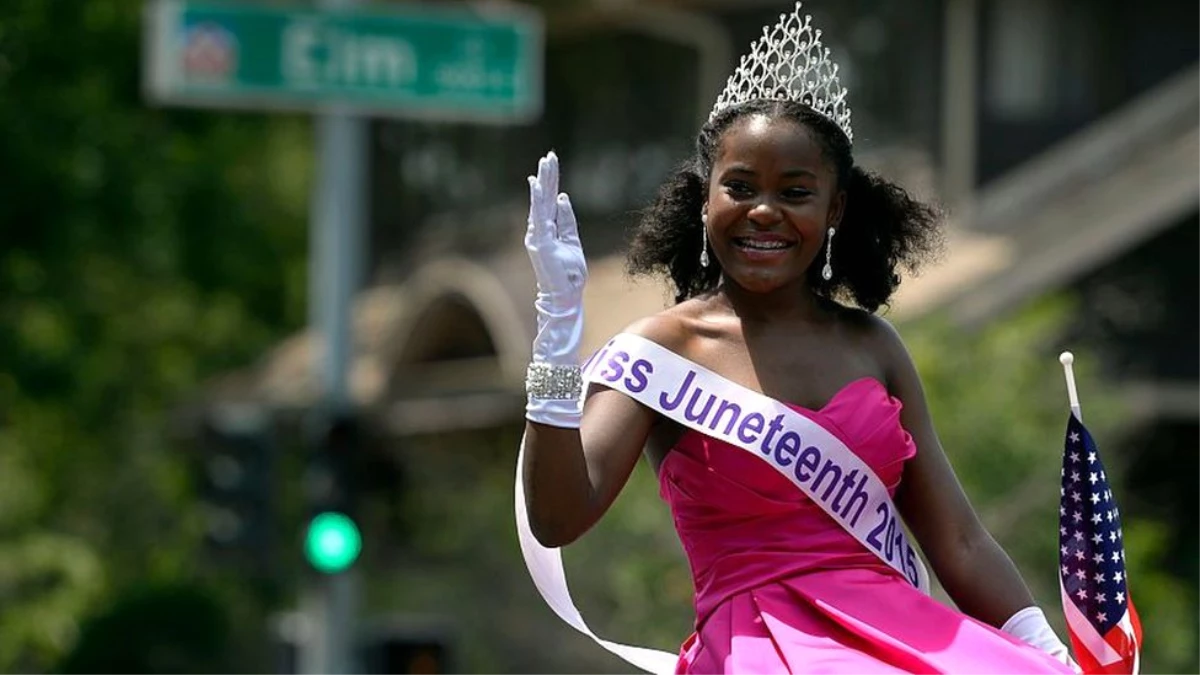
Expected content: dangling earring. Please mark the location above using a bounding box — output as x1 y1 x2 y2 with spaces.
821 227 835 280
699 214 710 268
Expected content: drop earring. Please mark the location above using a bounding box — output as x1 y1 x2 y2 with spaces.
821 227 835 280
699 214 710 268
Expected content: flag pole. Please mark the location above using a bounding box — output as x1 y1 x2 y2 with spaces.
1059 351 1082 422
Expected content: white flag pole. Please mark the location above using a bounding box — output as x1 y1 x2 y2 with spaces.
1059 352 1082 422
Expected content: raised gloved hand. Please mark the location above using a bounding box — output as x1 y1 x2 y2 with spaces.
524 151 588 428
1002 606 1081 673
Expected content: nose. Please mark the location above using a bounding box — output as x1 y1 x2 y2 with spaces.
747 198 782 226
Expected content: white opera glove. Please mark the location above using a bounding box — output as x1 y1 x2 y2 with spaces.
1002 606 1081 673
523 151 588 429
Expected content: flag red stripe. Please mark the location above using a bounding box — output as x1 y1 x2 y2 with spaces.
1101 625 1135 661
1093 657 1138 675
1068 627 1104 674
1128 598 1143 645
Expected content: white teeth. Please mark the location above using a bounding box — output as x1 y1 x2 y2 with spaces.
738 240 790 250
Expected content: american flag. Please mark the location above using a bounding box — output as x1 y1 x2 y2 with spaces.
1059 413 1143 674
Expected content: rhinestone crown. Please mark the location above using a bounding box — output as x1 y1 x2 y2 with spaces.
708 2 853 144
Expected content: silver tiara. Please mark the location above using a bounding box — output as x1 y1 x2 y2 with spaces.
708 2 853 143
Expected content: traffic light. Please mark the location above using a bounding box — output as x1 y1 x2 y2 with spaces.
194 405 276 571
267 613 453 675
359 619 453 674
304 511 361 574
303 414 362 574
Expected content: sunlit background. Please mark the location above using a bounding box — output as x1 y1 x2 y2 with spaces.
0 0 1196 672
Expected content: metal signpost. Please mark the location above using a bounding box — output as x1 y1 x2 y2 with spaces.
142 1 543 672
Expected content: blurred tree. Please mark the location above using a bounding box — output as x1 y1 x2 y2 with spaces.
0 447 103 669
904 296 1127 598
906 298 1197 672
0 0 309 669
56 582 233 674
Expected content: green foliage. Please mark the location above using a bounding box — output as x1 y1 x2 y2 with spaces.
564 460 694 655
902 296 1126 602
0 0 309 669
365 426 691 674
902 297 1196 673
56 582 233 674
1118 519 1197 673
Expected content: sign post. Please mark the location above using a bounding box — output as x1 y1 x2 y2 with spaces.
142 1 543 672
304 54 366 671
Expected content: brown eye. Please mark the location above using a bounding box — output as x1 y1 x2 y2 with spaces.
724 181 753 198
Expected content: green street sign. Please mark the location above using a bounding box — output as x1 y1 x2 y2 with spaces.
142 0 543 123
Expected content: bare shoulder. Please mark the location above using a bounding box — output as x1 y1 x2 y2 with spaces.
618 297 713 354
832 305 901 345
830 306 914 377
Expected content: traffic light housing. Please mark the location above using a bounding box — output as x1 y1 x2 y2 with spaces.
268 612 453 674
359 619 453 674
194 405 276 572
303 414 362 574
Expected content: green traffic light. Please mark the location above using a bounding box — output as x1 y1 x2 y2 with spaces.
304 511 362 573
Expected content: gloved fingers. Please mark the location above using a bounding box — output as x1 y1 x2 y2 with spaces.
539 150 560 206
526 175 556 245
556 193 580 246
525 175 539 244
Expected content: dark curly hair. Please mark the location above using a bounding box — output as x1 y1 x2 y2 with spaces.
627 99 943 312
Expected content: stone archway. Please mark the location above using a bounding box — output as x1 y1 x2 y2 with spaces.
377 257 531 437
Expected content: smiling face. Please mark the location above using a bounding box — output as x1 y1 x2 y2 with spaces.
703 114 845 295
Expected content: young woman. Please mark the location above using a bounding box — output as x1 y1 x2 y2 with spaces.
518 5 1077 673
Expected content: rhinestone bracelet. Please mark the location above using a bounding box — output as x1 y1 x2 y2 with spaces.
525 362 583 400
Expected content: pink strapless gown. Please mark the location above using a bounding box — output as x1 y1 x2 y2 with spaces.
659 377 1073 674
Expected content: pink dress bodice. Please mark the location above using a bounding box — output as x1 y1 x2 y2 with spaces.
659 377 914 626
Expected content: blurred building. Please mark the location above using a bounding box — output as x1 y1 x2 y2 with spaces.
193 0 1198 671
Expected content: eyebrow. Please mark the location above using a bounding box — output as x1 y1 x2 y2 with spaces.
722 164 819 179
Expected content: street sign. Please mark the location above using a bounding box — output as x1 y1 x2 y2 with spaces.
142 0 543 123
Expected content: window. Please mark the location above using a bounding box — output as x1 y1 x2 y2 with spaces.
986 0 1098 120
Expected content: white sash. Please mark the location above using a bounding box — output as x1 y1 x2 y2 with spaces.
516 440 680 674
515 333 931 674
